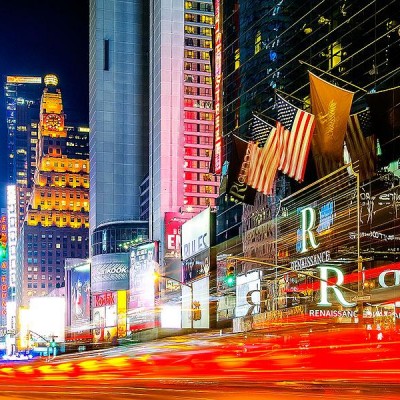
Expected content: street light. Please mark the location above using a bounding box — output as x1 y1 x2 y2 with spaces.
153 272 194 329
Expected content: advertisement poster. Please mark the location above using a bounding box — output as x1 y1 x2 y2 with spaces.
182 276 210 329
92 307 105 343
105 304 117 327
92 291 118 344
91 253 130 293
164 212 183 284
117 290 127 338
128 242 159 331
235 271 262 318
182 249 210 282
70 263 91 334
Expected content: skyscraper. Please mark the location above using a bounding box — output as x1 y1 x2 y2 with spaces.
4 75 42 187
88 1 150 314
16 75 89 312
89 0 150 232
149 0 219 250
4 76 43 232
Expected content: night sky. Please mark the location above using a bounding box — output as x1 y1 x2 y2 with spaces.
0 0 89 208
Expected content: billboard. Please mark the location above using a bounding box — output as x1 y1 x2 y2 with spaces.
117 290 127 338
182 276 210 329
235 271 262 318
181 208 211 260
70 263 90 335
6 185 17 288
278 167 357 271
213 0 223 173
91 253 130 292
355 171 400 261
160 305 181 329
28 297 65 342
92 291 122 344
0 212 7 327
182 249 210 283
128 242 159 331
6 76 42 84
164 212 183 284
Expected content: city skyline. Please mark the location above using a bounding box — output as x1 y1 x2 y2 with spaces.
0 0 89 208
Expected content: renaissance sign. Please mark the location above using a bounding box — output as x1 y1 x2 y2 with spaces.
317 266 400 307
278 167 357 270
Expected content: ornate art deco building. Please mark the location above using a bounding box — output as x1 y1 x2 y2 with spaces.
16 75 89 310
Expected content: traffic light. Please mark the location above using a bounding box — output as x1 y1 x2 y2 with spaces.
0 246 6 260
225 260 236 287
0 234 6 260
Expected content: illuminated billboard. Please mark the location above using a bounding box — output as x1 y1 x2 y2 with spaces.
128 242 159 331
160 305 181 329
182 249 210 282
235 271 262 318
181 208 211 260
355 172 400 261
70 263 91 336
182 276 210 329
92 291 124 344
278 167 357 270
91 253 130 292
6 185 17 288
213 0 223 173
6 76 42 84
28 297 65 343
0 212 7 327
164 212 183 284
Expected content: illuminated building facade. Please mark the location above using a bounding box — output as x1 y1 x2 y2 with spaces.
4 76 42 186
4 76 43 232
149 0 219 253
16 75 89 309
215 1 400 329
89 0 150 234
0 210 8 335
89 0 150 276
182 0 219 211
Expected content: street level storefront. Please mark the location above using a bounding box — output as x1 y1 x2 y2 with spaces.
181 208 216 329
92 290 126 344
233 166 400 333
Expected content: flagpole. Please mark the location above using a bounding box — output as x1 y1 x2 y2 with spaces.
299 60 368 93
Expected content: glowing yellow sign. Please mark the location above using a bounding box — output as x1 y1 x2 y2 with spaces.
6 76 42 84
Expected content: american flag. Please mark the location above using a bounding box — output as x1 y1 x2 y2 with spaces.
247 121 284 195
345 108 376 182
276 94 315 182
249 113 274 145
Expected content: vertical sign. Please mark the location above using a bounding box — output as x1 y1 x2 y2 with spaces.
117 290 127 338
0 212 7 327
214 0 223 173
6 185 17 289
164 212 183 286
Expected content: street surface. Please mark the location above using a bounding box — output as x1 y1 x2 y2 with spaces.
0 329 399 399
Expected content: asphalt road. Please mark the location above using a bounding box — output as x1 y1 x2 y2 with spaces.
2 330 400 399
0 378 400 400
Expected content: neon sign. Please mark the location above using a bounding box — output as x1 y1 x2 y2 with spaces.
317 266 400 307
213 0 223 173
